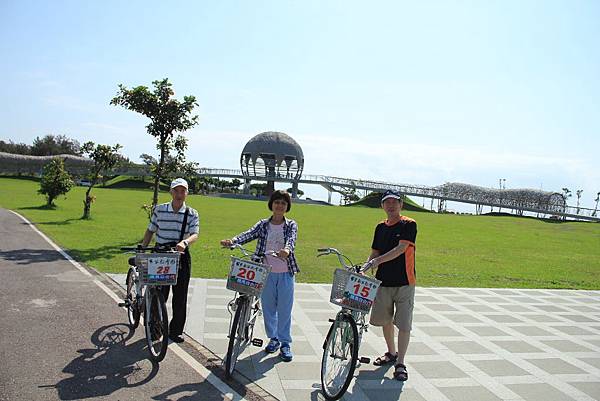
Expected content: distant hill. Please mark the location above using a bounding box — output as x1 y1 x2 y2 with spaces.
347 191 430 212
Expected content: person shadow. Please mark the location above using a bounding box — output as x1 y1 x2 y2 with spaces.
39 323 159 400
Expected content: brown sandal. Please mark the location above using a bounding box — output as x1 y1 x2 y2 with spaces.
373 352 397 366
393 363 408 381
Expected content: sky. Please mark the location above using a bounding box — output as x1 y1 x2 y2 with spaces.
1 0 599 208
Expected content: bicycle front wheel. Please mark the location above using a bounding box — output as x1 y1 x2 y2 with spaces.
145 288 169 363
321 313 359 400
224 296 249 378
126 268 140 329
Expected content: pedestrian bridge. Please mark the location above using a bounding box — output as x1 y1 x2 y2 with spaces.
196 168 600 222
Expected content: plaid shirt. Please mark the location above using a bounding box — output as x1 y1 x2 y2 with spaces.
232 217 300 274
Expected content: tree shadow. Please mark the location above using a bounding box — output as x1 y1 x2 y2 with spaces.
37 218 81 226
0 248 66 264
38 323 159 400
68 242 132 264
18 204 56 211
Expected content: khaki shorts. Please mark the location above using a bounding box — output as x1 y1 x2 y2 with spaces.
369 285 415 331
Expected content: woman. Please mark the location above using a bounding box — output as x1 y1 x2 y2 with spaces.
220 190 299 362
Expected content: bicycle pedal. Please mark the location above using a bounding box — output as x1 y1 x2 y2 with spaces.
251 338 263 347
360 357 371 364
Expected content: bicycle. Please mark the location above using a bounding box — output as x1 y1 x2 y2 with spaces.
317 247 381 400
222 243 272 378
118 245 180 363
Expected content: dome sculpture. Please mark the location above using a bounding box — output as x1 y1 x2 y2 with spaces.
240 131 304 196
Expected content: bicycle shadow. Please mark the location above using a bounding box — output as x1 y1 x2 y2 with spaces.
299 363 405 401
39 323 159 400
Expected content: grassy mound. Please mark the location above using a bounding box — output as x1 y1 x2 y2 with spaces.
348 192 429 212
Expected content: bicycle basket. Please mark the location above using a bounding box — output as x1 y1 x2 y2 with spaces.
136 253 179 286
330 268 381 313
226 256 272 296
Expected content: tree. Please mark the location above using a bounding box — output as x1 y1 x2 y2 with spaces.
593 192 600 217
81 141 123 219
31 134 81 156
340 188 359 205
0 139 31 154
576 189 583 214
38 157 74 206
111 78 198 209
286 187 304 197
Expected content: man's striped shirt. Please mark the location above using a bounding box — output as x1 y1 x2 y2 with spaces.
148 202 199 244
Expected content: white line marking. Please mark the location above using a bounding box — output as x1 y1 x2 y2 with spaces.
9 210 248 401
170 344 248 401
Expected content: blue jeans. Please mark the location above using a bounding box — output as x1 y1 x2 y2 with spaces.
261 272 295 344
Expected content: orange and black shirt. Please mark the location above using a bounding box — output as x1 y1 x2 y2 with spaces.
371 216 417 287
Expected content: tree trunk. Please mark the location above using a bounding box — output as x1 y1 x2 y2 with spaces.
82 185 93 219
153 138 167 211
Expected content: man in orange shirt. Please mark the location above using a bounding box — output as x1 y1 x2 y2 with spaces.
366 189 417 381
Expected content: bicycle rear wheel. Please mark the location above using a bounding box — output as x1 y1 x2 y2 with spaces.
145 288 169 363
126 268 140 329
321 313 359 400
224 296 249 378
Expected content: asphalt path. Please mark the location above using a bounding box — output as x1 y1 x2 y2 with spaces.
0 208 270 401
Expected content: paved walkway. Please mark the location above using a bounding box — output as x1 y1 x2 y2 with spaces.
108 274 600 401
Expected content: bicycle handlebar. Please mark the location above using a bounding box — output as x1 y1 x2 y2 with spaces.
223 243 280 259
317 247 374 274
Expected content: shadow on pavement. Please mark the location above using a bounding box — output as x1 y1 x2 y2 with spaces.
152 382 237 401
39 323 159 400
68 242 131 263
0 248 65 264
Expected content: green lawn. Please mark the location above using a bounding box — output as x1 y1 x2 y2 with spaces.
1 176 599 289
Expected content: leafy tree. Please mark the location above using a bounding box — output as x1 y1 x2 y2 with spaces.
576 189 583 214
31 134 81 156
286 187 304 197
250 183 268 196
340 188 359 205
0 139 31 154
593 192 600 217
81 141 123 219
111 78 198 209
38 157 74 206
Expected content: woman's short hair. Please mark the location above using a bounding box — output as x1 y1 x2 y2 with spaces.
268 190 292 212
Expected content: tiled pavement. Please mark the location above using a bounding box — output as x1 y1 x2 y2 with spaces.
109 274 600 401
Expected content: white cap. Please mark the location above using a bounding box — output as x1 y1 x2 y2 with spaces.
170 178 188 190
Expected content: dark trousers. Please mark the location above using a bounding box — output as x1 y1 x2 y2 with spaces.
161 251 191 335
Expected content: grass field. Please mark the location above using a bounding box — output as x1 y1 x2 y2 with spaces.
1 176 599 289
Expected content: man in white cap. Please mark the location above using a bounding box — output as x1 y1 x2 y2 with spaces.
365 189 417 381
141 177 199 343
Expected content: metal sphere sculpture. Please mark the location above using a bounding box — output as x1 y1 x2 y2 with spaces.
240 131 304 180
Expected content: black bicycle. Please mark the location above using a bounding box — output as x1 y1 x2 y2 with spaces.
317 247 381 400
222 244 272 378
119 245 180 363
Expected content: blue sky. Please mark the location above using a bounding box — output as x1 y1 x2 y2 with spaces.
2 1 599 207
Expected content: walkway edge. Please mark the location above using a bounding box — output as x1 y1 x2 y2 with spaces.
8 210 251 401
